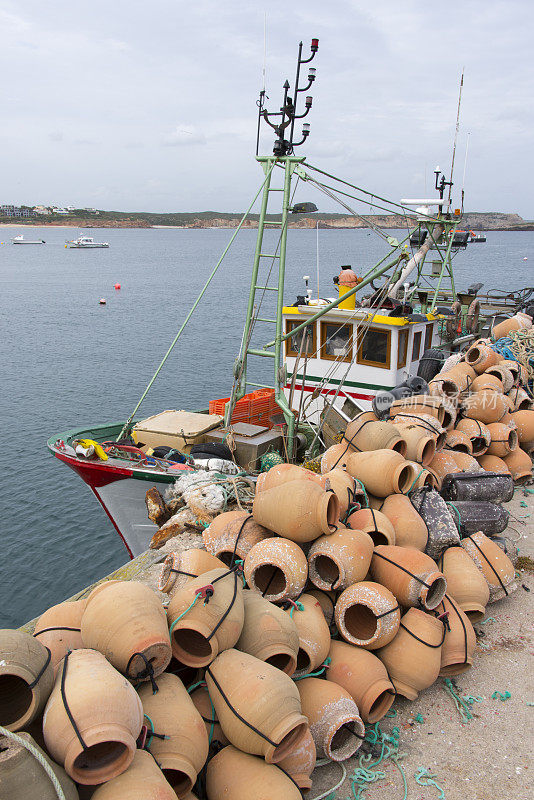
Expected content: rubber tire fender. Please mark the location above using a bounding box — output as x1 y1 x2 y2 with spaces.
417 348 446 382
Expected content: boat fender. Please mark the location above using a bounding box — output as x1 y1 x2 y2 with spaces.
75 438 109 461
445 301 462 338
466 299 480 334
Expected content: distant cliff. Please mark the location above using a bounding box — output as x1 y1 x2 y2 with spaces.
2 210 532 230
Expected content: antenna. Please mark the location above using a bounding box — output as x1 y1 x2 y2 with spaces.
255 17 269 156
448 68 464 206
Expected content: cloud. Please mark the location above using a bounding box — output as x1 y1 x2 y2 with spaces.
162 125 207 147
48 131 63 142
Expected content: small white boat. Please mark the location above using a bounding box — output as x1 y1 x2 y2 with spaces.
12 234 45 244
68 235 109 248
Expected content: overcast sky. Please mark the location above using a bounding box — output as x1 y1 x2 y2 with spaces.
1 0 532 216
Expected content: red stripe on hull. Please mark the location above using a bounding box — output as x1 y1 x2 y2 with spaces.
53 451 133 488
285 383 375 402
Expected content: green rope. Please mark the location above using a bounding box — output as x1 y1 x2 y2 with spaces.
479 617 495 625
353 478 369 508
442 678 483 722
169 593 202 638
445 501 461 524
293 658 331 681
117 160 277 440
414 767 445 799
348 722 407 800
406 469 425 495
289 601 305 618
186 680 206 695
491 691 511 701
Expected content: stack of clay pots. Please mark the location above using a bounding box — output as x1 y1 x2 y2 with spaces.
1 352 530 799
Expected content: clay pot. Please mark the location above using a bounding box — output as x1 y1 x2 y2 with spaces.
455 418 491 456
307 589 336 628
0 731 78 800
322 468 361 518
499 359 521 383
256 463 324 492
391 422 436 465
158 549 227 595
470 373 504 393
436 594 476 676
343 419 407 455
444 429 473 454
206 745 302 800
389 395 445 424
380 494 428 550
190 684 229 745
438 546 490 621
236 590 299 674
307 527 374 590
492 314 532 340
296 677 364 761
371 545 447 610
345 508 396 547
486 422 518 457
320 444 352 473
284 593 331 678
244 538 308 603
377 608 444 700
508 386 534 412
81 581 171 680
485 364 514 392
252 480 339 543
334 581 400 649
33 600 87 676
390 413 446 450
43 649 143 784
205 649 307 763
462 390 507 424
461 532 517 602
509 410 534 443
427 451 482 489
327 639 395 723
477 454 511 475
428 370 467 399
0 629 54 731
345 449 417 496
502 446 533 482
406 464 438 490
203 511 273 566
91 750 178 800
277 726 316 791
138 672 208 795
167 567 244 667
465 343 503 373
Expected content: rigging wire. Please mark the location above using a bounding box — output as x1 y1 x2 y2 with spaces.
448 67 465 206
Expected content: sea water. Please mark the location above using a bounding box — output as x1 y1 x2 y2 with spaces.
1 225 532 626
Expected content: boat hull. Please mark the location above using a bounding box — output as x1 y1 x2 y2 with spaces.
48 424 185 558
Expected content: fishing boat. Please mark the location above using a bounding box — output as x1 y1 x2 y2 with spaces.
48 40 534 557
67 234 109 248
11 234 45 244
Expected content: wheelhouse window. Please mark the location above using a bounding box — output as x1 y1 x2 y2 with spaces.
357 326 391 369
411 330 422 362
285 320 316 357
425 323 434 351
397 329 409 369
320 322 353 362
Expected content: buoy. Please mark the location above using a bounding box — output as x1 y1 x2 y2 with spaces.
114 283 121 289
99 298 107 305
523 257 528 261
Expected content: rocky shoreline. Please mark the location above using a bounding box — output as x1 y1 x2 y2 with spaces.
1 211 532 231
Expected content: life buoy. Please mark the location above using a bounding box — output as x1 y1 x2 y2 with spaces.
466 298 480 334
446 300 462 338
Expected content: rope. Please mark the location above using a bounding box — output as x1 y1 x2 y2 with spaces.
293 657 331 681
398 621 446 648
372 550 433 588
0 726 67 800
169 593 202 638
126 651 159 694
442 678 483 722
28 647 51 688
308 760 347 800
205 666 279 747
414 767 445 799
465 535 509 595
117 160 277 440
33 627 81 636
60 652 87 752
